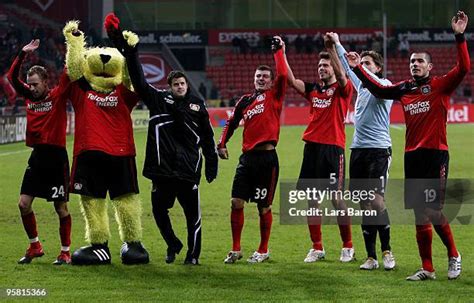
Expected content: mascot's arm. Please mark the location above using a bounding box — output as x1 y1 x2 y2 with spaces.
63 21 85 82
105 13 152 105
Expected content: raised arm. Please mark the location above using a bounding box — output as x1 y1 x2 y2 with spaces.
347 52 404 100
7 40 40 98
439 11 471 94
331 36 362 90
325 32 348 88
104 13 154 104
63 21 86 82
282 43 305 95
270 36 288 101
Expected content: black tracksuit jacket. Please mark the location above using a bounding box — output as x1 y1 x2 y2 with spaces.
125 49 218 184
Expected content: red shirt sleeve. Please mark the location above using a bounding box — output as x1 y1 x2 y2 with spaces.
49 69 72 98
217 94 250 148
7 51 33 99
353 65 405 100
271 49 288 104
339 79 354 98
437 35 470 95
56 69 71 94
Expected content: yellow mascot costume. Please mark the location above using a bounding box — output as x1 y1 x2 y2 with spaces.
62 20 148 265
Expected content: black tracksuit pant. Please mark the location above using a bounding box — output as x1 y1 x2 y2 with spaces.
151 178 201 260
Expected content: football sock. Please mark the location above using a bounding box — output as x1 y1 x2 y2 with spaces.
337 215 353 248
416 224 434 272
21 212 39 242
378 224 391 252
307 215 323 250
433 221 458 258
59 214 72 249
258 210 272 253
231 208 244 251
377 210 391 252
361 221 377 259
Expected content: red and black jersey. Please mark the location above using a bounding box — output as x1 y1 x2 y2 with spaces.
301 80 354 149
66 77 140 157
218 49 287 153
7 51 69 148
352 34 470 152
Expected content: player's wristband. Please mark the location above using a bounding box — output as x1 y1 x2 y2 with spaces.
455 33 465 43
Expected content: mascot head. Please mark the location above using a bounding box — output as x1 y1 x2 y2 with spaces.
63 20 136 93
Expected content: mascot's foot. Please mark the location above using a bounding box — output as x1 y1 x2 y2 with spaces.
71 243 111 265
121 242 149 265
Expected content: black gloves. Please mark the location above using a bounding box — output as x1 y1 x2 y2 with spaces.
271 37 282 52
205 162 217 183
104 13 135 54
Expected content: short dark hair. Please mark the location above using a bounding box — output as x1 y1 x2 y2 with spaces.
27 65 48 80
167 70 188 85
319 51 330 60
360 50 384 73
411 51 432 63
256 65 274 80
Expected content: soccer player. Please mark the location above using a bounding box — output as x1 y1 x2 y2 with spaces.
105 13 218 265
328 32 395 270
346 11 469 280
283 35 355 263
8 39 72 265
218 36 287 264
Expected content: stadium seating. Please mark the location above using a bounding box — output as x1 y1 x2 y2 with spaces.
207 45 474 105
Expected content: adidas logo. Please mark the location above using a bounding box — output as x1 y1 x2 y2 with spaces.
92 248 110 261
193 184 198 190
74 183 83 190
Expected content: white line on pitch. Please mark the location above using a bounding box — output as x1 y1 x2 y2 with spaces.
0 149 29 157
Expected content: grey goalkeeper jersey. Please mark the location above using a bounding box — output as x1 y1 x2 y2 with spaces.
336 43 393 149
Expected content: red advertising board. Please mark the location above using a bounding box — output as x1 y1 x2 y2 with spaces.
207 104 474 127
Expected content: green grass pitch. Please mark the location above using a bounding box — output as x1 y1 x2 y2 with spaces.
0 124 472 302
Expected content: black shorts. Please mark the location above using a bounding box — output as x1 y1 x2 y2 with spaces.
404 149 449 209
71 151 139 199
231 149 279 208
20 145 69 202
349 148 391 195
298 143 345 191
